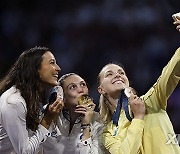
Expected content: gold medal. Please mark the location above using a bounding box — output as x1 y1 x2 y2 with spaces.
78 94 92 105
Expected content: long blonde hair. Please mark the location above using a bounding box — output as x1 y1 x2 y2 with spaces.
99 94 113 124
98 63 126 124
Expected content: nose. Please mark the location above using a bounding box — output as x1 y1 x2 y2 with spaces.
77 85 84 93
56 64 61 72
115 72 121 78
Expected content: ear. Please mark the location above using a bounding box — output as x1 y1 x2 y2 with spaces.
97 86 106 95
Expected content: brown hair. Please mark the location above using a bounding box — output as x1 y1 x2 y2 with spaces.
0 46 50 131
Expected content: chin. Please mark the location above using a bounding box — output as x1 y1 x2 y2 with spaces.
114 86 124 91
49 81 58 87
53 82 58 86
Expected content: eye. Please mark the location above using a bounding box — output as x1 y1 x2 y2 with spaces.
50 60 55 65
105 73 113 77
69 84 77 90
120 72 125 75
80 82 87 87
117 70 125 75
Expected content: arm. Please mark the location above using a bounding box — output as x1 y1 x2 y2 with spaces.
76 102 106 154
77 113 106 154
1 99 50 154
102 119 144 154
143 48 180 110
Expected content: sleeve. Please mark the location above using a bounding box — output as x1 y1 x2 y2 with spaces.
77 122 106 154
1 99 51 154
143 47 180 110
102 119 144 154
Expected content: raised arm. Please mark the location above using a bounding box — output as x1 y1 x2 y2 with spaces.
143 47 180 110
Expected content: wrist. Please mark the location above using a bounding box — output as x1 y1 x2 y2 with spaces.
81 124 91 130
81 124 91 141
41 116 52 129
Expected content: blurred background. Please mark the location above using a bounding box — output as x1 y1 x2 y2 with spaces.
0 0 180 133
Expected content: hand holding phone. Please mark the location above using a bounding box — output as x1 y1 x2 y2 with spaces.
172 12 180 21
43 86 64 115
49 86 63 104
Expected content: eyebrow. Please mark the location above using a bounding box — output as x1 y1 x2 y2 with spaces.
104 70 113 74
67 83 75 89
104 68 125 77
49 59 55 62
66 80 85 89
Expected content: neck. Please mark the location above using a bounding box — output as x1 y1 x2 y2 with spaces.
66 107 80 124
104 94 119 114
110 90 123 100
67 108 80 134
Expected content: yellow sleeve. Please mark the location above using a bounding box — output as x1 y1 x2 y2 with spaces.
102 119 144 154
143 47 180 110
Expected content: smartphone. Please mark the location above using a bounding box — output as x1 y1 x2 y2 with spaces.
49 91 57 104
43 86 63 114
49 86 63 104
172 12 180 21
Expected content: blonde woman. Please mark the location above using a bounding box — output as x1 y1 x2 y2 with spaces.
97 47 180 154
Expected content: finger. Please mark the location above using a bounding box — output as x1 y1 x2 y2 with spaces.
177 25 180 30
177 16 180 20
50 99 64 112
76 102 95 110
50 97 61 108
129 94 138 102
173 20 180 24
74 111 86 115
75 107 87 112
74 108 87 115
87 104 95 110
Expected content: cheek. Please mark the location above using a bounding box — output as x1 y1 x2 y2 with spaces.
84 87 89 93
125 78 129 86
40 72 50 82
65 92 78 101
123 76 129 86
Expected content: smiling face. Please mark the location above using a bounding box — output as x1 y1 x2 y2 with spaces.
62 74 89 108
98 64 129 99
38 51 60 89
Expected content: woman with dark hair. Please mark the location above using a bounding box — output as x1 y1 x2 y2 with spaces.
0 46 64 154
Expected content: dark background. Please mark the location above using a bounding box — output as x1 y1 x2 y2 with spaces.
0 0 180 133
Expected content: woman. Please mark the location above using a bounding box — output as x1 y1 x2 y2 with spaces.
0 46 64 154
98 48 180 153
98 63 145 154
42 73 107 154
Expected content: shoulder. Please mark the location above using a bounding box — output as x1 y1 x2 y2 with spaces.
92 112 103 123
91 112 105 130
0 86 26 111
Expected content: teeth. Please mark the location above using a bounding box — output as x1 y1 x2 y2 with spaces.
53 75 58 78
114 80 123 84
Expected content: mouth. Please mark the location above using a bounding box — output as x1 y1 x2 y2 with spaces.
52 74 59 80
112 79 124 84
